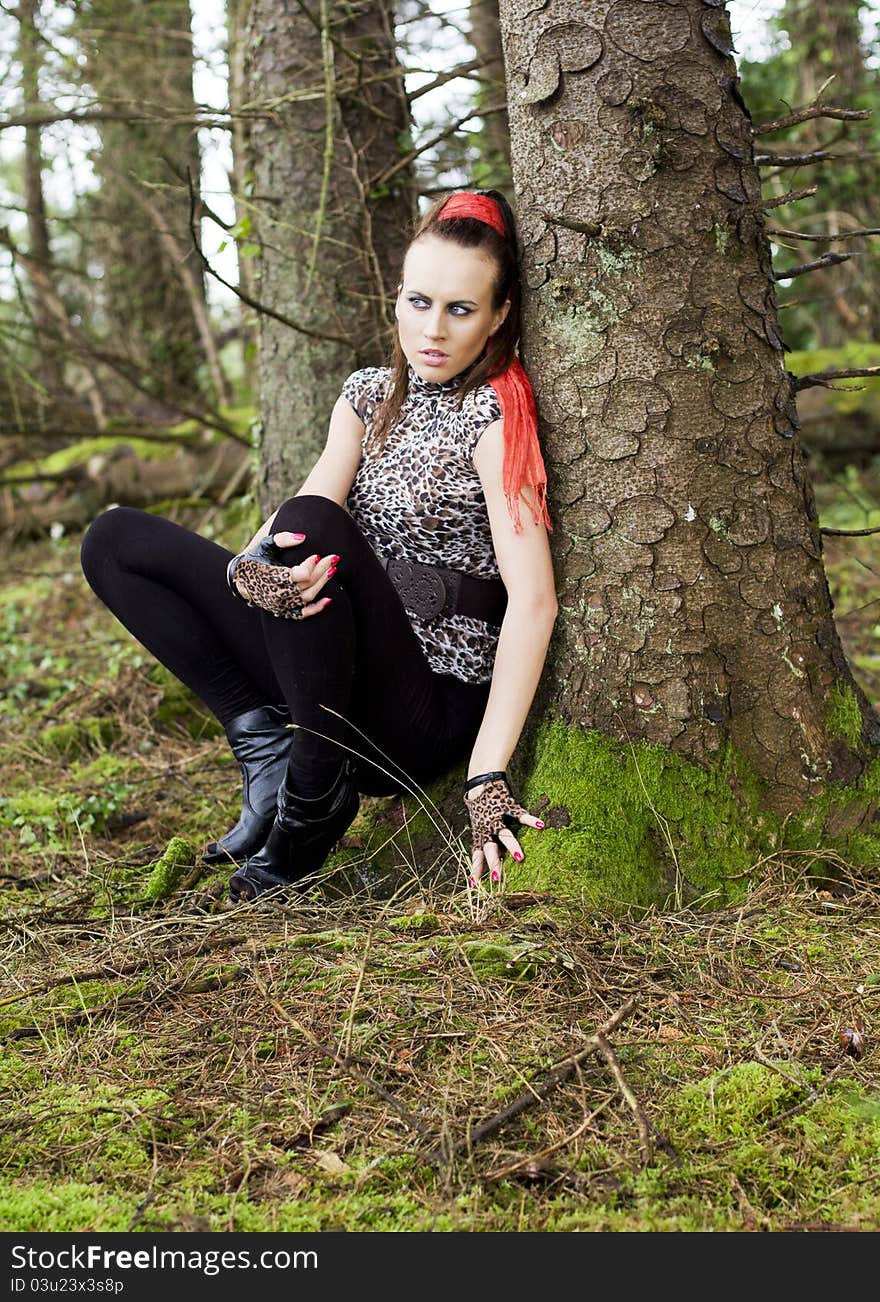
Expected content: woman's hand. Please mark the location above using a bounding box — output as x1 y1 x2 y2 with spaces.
227 531 340 620
464 774 545 886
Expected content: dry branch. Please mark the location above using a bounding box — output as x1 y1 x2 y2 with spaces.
251 968 432 1142
767 226 880 242
186 172 350 347
751 185 818 212
753 105 871 136
772 251 856 280
423 995 645 1168
793 366 880 390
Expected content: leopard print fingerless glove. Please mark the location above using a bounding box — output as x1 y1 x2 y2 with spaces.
227 537 306 620
465 777 531 853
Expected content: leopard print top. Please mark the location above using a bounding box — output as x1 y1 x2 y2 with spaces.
342 362 503 684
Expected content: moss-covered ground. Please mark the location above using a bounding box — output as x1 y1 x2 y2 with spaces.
0 481 878 1233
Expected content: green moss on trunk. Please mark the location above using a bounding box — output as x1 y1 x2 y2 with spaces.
505 720 880 908
333 719 880 911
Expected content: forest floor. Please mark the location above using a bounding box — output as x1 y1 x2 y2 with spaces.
1 468 879 1234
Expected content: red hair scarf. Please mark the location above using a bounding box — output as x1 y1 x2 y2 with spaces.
437 191 552 533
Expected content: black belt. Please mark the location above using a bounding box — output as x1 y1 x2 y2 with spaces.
380 554 507 627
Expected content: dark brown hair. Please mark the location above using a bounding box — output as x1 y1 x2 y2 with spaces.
367 188 523 452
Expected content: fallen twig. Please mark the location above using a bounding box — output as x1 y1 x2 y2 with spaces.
250 968 432 1141
423 995 646 1168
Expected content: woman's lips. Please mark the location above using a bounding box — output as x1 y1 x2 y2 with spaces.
420 350 449 367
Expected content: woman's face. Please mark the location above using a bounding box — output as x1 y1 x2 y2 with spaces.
395 233 510 383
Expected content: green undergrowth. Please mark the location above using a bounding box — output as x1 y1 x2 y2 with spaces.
1 497 879 1232
0 913 876 1232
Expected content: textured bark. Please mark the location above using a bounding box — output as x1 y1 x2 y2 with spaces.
246 0 416 506
79 1 205 394
468 0 512 190
498 0 880 812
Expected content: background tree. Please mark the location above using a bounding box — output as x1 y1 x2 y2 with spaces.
244 0 417 504
16 0 62 396
75 0 211 400
468 0 512 190
739 1 880 349
493 0 880 905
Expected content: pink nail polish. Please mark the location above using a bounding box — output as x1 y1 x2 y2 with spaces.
535 820 545 829
327 565 337 578
314 555 321 563
490 870 500 883
292 533 306 541
323 598 333 606
330 555 341 565
468 875 476 888
513 852 523 862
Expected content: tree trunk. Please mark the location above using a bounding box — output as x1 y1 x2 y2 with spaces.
227 0 258 399
468 0 512 191
487 0 880 906
777 0 879 344
245 0 416 506
78 1 206 395
18 0 64 394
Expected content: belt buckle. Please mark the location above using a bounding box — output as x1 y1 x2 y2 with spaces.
387 557 447 621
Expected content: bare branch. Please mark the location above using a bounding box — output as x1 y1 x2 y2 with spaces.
757 148 880 168
423 996 645 1168
750 185 818 212
755 149 833 167
767 225 880 242
820 524 880 537
753 105 871 137
0 107 264 132
793 366 880 392
772 251 856 280
185 171 350 349
406 56 483 102
371 102 507 189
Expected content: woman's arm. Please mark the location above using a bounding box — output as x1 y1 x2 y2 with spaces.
468 417 558 879
241 394 365 550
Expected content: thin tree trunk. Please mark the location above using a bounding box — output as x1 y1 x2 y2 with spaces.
18 0 64 394
227 0 258 398
779 0 878 342
78 1 207 395
468 0 512 191
490 0 880 901
245 0 416 505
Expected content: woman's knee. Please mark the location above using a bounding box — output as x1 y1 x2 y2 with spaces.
80 506 142 584
272 495 355 542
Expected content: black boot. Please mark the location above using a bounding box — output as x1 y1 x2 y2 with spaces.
228 759 360 902
203 704 293 865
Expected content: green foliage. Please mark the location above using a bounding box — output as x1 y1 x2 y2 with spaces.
38 717 121 759
0 782 134 850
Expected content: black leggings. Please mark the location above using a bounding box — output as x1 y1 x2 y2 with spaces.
79 497 490 797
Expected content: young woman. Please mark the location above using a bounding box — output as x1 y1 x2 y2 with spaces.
80 188 558 904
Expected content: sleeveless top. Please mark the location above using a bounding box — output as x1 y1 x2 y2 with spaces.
341 362 504 684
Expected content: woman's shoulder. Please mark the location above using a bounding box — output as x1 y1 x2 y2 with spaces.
342 364 390 390
455 378 503 458
341 366 391 419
